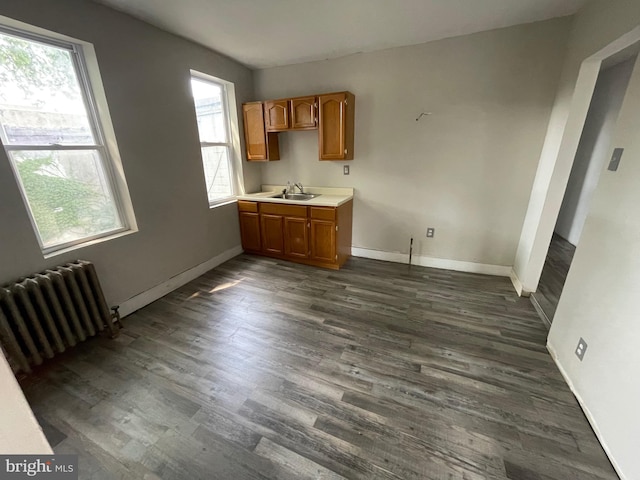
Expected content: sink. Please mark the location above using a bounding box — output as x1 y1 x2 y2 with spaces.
272 193 321 201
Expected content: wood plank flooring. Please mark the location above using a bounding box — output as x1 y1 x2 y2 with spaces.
20 255 616 479
531 234 576 325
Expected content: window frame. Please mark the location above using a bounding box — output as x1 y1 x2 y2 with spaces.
190 71 243 207
0 21 135 256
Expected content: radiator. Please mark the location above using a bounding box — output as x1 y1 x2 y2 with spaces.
0 260 119 375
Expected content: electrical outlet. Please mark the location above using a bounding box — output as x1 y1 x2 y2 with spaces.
343 165 350 175
575 337 588 361
426 228 435 238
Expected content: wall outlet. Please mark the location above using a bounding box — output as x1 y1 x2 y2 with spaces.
426 228 435 238
343 165 350 175
575 337 588 361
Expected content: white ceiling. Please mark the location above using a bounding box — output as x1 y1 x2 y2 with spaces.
94 0 586 69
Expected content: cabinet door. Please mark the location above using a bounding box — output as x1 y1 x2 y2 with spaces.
318 92 354 160
242 102 268 160
284 217 309 258
291 96 317 129
261 214 284 254
264 100 289 131
239 212 261 251
310 219 336 263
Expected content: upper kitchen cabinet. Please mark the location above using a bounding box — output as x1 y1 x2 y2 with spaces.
264 99 290 131
242 102 280 161
290 96 317 130
318 92 355 160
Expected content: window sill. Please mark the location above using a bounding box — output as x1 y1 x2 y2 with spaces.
209 198 238 209
43 228 138 259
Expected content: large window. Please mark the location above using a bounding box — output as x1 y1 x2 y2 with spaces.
0 26 128 253
190 73 238 205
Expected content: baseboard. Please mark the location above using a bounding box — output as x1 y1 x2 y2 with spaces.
529 293 551 329
351 247 511 277
118 245 243 318
509 268 531 297
547 343 626 480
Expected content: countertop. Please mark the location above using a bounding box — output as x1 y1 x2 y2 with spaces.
236 185 354 207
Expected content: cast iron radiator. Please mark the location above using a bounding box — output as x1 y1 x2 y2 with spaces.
0 260 119 375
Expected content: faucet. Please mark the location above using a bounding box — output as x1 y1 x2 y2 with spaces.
294 182 304 194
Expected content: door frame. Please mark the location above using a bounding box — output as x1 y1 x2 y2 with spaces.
511 26 640 296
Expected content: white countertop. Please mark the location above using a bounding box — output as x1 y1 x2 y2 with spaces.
237 185 354 207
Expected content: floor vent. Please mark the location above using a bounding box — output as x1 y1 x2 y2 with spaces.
0 260 119 375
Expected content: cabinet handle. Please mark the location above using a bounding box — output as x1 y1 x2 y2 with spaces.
307 223 310 228
344 149 347 155
335 225 339 232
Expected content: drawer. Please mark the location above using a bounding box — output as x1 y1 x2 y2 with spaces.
310 207 336 221
260 203 307 217
238 201 259 213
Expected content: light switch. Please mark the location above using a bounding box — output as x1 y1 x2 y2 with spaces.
608 148 624 171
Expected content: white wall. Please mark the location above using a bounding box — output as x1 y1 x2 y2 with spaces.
254 19 570 270
0 0 260 306
512 0 640 294
0 352 52 453
555 57 635 245
549 54 640 479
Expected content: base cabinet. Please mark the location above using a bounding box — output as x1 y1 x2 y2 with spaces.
238 200 352 269
310 220 336 263
239 212 261 251
261 214 284 254
284 217 309 258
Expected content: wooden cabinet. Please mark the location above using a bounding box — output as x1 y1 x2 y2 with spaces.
242 92 353 161
264 100 290 131
237 200 353 269
238 202 261 252
291 96 317 130
261 214 284 254
318 92 355 160
239 213 261 252
284 217 309 258
310 220 336 263
242 102 280 161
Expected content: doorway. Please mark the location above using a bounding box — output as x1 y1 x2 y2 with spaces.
531 55 637 326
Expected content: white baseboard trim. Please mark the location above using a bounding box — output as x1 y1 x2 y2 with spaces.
509 268 531 297
118 245 243 318
547 343 626 480
351 247 511 277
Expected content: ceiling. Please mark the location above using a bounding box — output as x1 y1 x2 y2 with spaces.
94 0 587 69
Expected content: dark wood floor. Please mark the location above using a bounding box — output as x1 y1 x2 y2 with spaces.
20 255 616 480
531 234 577 325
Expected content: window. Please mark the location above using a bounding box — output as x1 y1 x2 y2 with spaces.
190 73 240 205
0 25 130 254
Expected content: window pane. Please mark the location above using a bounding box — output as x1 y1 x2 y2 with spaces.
10 150 123 248
191 77 227 143
201 146 232 202
0 32 95 145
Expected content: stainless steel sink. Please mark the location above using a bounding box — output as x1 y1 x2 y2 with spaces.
272 193 321 201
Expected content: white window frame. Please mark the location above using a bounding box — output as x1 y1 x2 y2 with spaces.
190 70 244 207
0 16 137 257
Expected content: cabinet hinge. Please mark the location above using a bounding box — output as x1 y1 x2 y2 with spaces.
344 100 348 106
